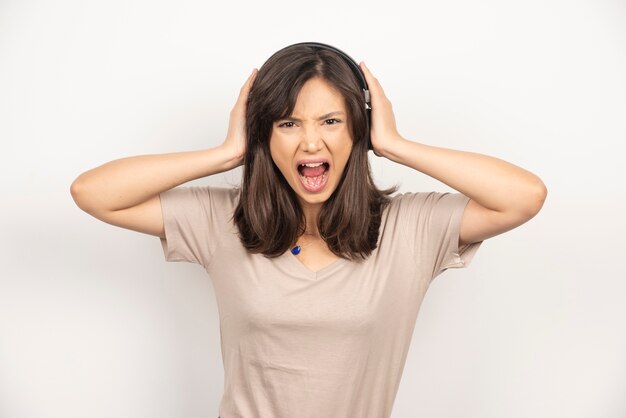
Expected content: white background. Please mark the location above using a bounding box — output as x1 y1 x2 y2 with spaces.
1 0 625 417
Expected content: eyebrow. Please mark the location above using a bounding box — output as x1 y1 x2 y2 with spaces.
277 111 345 123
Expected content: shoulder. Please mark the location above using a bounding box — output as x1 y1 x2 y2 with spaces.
160 185 241 212
204 186 241 204
388 191 465 210
162 185 240 200
386 191 470 223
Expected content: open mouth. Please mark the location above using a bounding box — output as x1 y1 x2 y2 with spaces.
296 161 330 192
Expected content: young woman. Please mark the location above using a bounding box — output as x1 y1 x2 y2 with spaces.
71 43 547 418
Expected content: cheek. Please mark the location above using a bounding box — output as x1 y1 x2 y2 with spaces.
268 135 281 163
269 138 291 174
332 135 353 160
269 131 287 154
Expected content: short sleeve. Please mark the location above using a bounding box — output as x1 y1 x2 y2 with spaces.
398 192 482 282
159 186 238 267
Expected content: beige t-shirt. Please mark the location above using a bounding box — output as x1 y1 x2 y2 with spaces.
159 186 481 418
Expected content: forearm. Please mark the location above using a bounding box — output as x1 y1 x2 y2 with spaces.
380 136 547 216
71 144 240 213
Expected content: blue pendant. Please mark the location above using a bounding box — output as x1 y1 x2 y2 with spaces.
291 245 301 255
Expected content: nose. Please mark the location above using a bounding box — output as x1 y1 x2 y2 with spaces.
299 126 323 152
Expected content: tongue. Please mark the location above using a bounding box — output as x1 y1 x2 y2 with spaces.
300 165 326 177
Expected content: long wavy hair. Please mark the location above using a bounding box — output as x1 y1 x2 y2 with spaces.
233 44 396 260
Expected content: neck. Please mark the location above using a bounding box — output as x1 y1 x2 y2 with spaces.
301 203 321 237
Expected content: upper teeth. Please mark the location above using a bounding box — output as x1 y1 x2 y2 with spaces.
301 162 324 167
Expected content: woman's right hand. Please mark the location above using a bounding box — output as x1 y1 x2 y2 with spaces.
223 68 258 167
71 68 260 238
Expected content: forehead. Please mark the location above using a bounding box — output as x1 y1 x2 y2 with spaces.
291 77 346 114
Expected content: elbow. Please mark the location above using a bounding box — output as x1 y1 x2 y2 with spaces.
521 177 548 220
70 176 93 213
70 177 84 209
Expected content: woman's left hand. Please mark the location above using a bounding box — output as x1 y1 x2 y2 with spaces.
358 62 548 246
359 62 404 157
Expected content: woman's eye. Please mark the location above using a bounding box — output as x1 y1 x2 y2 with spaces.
277 119 340 128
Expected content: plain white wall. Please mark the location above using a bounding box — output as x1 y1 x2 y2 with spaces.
1 0 625 417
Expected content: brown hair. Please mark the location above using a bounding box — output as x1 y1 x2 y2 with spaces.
233 44 396 260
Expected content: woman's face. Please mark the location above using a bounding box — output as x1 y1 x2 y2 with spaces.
270 77 353 211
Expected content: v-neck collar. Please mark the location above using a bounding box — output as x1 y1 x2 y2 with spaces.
268 203 392 280
276 250 350 280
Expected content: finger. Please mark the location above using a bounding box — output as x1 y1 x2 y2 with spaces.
359 62 387 99
235 68 258 107
242 68 258 93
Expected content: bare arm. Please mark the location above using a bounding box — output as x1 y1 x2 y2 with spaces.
359 62 547 245
374 139 547 245
70 69 258 238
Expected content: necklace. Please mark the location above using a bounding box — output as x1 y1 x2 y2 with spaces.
291 235 317 255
